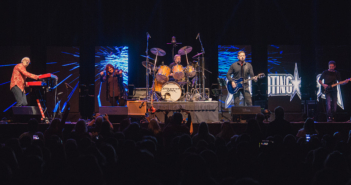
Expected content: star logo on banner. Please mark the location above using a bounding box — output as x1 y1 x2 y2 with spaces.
290 63 301 101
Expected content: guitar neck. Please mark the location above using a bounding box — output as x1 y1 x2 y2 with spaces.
331 78 350 88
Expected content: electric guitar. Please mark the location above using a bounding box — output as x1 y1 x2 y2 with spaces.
323 78 350 94
227 73 265 94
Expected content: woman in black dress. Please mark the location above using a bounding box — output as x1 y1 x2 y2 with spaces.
100 64 125 106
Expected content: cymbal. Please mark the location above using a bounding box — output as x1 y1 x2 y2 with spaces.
142 61 154 70
150 48 166 56
178 46 192 55
192 52 203 58
140 55 154 60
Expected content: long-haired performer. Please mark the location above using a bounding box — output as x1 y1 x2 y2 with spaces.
100 64 125 106
10 57 39 106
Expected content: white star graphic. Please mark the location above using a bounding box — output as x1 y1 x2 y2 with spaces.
290 63 301 101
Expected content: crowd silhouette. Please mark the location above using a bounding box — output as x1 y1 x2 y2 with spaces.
1 105 351 185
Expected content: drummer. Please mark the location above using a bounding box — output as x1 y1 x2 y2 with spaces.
169 54 181 82
169 54 181 69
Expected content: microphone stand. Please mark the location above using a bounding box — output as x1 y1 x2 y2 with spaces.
197 33 206 100
145 33 150 100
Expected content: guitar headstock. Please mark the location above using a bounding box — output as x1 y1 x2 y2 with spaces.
257 73 265 79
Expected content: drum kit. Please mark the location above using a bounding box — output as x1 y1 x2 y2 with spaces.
141 44 205 102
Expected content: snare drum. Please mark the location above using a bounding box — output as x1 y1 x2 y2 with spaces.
185 65 196 78
156 65 171 83
172 64 185 80
161 82 182 102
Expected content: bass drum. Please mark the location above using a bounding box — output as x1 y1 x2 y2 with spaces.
161 82 182 102
156 65 171 83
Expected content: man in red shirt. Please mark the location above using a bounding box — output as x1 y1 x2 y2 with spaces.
10 57 39 106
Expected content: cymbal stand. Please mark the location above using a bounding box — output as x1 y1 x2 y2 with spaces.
184 51 192 101
167 36 181 62
197 33 206 100
149 53 161 101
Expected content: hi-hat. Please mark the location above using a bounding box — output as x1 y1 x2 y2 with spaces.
178 46 193 55
192 52 203 58
140 55 154 60
150 48 166 56
142 61 154 70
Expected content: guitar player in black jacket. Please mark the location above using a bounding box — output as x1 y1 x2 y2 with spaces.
319 60 345 122
226 51 257 106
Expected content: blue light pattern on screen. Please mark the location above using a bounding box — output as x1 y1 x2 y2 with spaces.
218 45 251 79
95 46 128 85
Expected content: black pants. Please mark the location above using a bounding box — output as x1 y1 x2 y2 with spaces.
233 87 252 106
325 90 337 119
109 96 125 106
11 85 28 106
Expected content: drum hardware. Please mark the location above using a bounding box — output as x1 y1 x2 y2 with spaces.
140 55 154 60
144 32 152 100
149 47 166 102
167 36 182 63
178 46 193 97
195 33 206 100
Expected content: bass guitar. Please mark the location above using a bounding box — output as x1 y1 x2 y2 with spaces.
227 73 265 94
323 78 350 94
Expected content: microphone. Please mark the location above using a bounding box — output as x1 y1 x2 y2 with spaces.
172 36 176 43
65 83 73 89
196 33 200 39
139 102 145 109
57 92 63 96
147 32 151 39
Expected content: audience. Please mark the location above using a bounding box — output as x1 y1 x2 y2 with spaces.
267 106 292 137
296 118 319 138
1 105 351 185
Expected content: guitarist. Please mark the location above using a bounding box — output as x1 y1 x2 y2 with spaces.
318 60 345 122
226 51 257 106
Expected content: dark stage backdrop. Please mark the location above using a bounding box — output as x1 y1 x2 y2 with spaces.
46 47 80 115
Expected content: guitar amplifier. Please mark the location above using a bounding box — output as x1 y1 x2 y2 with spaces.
231 106 262 115
127 101 147 115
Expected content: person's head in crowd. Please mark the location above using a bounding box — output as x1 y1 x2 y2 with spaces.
304 118 317 134
148 118 161 135
217 122 235 142
19 135 32 149
100 144 117 164
246 119 261 133
283 134 296 145
101 121 113 134
48 118 61 132
172 112 183 125
27 118 39 133
255 113 265 123
139 139 157 154
178 134 192 154
324 151 348 171
120 118 131 131
274 106 285 120
198 122 210 135
95 116 103 128
75 119 87 133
